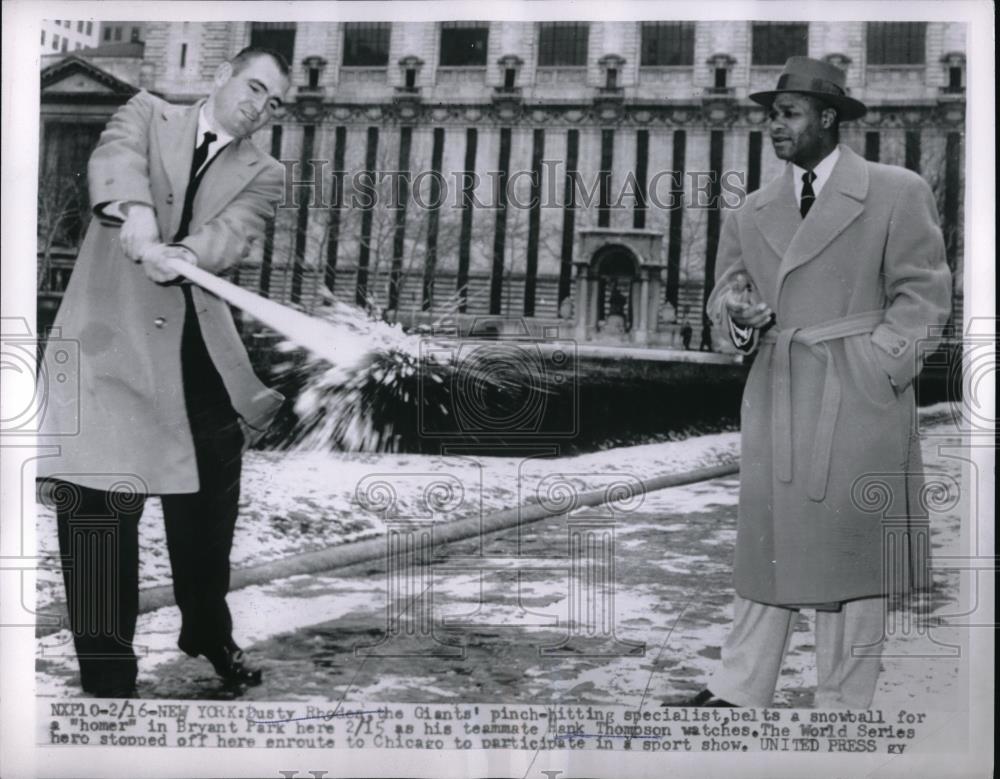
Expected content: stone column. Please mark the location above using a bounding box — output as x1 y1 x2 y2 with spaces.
635 273 650 344
574 267 589 341
587 275 599 339
648 272 662 339
629 279 641 343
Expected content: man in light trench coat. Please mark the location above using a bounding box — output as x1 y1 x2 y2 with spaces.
669 57 952 708
39 47 291 697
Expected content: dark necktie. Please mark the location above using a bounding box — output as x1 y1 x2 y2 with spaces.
191 131 217 179
174 131 217 242
177 128 233 417
800 170 817 218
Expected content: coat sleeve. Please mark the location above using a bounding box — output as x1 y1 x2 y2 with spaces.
88 90 158 212
175 158 283 275
870 172 953 389
707 211 758 353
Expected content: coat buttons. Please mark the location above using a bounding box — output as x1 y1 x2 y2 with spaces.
154 317 167 328
166 194 174 204
891 346 901 355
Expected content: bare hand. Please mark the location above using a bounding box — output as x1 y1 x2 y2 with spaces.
723 272 773 328
727 299 774 328
119 203 160 261
138 243 197 284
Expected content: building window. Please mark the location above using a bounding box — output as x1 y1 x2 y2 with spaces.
751 22 808 65
866 22 926 65
640 21 695 66
41 30 45 45
130 26 141 43
342 22 390 67
63 19 70 28
62 37 68 52
439 22 489 67
249 22 297 66
103 27 111 41
86 21 92 36
537 22 589 66
948 65 962 90
114 27 122 41
76 20 83 32
52 34 59 50
180 43 188 68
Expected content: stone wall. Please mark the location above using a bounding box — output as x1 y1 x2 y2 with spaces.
42 20 967 348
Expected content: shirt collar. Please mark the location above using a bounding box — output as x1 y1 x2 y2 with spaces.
792 145 840 200
196 104 234 153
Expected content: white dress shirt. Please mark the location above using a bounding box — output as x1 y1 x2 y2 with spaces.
99 106 232 222
725 146 841 352
193 105 233 176
792 145 840 209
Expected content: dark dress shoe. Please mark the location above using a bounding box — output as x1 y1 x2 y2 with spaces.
661 689 738 707
201 643 263 686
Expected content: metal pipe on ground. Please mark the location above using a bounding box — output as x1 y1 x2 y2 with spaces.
36 461 739 638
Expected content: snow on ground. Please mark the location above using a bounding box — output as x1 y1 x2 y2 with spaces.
34 429 741 610
36 405 967 709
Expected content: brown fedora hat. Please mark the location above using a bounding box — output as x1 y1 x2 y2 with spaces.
750 56 867 121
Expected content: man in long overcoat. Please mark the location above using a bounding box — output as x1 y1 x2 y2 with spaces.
673 57 952 708
39 47 290 697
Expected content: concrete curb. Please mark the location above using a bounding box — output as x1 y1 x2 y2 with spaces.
36 461 739 638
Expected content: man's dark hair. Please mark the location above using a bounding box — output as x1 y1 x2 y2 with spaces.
230 46 291 78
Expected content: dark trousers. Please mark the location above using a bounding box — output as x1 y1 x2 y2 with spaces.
55 287 243 694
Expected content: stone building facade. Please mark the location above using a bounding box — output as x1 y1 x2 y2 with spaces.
39 20 966 347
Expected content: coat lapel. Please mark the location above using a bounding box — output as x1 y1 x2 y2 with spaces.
155 99 202 239
752 166 800 261
155 97 266 239
775 145 869 301
191 140 264 228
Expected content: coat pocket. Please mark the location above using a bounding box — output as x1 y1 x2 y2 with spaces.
848 335 898 407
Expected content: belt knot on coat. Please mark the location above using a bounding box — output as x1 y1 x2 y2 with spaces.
761 310 885 502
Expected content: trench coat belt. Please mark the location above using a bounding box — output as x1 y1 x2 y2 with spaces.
760 311 886 502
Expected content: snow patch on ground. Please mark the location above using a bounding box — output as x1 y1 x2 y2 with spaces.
35 431 741 610
35 408 965 710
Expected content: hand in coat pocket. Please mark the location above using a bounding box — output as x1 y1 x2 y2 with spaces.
852 335 899 406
